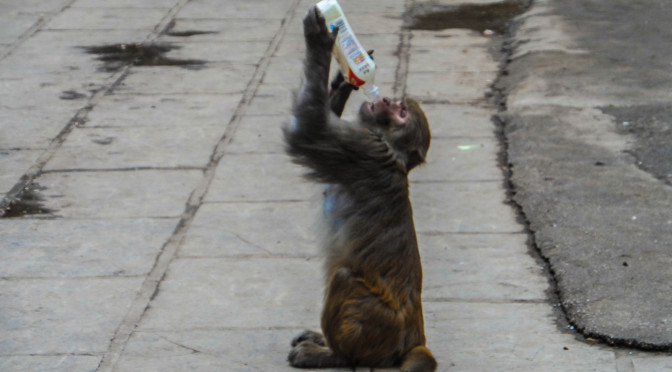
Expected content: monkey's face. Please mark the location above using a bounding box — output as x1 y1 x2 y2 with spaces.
359 97 410 129
358 97 431 171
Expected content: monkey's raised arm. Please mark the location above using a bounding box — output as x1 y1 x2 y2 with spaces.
285 8 396 188
292 7 334 131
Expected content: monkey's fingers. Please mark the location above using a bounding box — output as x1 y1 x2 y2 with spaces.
303 6 337 49
303 7 325 38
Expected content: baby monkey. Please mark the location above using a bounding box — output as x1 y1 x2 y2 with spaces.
284 6 436 372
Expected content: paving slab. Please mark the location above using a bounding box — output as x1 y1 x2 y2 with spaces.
36 170 203 218
0 150 41 194
409 42 498 73
83 94 240 128
178 0 295 19
0 356 101 372
410 181 522 233
161 40 271 64
179 201 317 258
0 30 148 79
224 115 286 154
46 8 170 31
631 355 672 372
420 233 547 301
206 153 320 202
117 329 368 372
423 302 616 372
0 277 143 354
412 137 501 182
0 0 72 15
0 14 40 44
114 64 257 95
72 0 179 7
419 103 497 139
406 70 495 103
0 92 81 150
137 258 323 331
45 124 225 170
0 218 177 278
247 83 294 116
164 19 282 42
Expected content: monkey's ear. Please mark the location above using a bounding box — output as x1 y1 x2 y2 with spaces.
406 148 426 171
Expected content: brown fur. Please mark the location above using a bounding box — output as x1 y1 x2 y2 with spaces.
284 7 436 371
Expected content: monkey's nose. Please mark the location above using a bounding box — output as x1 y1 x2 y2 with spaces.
382 97 391 105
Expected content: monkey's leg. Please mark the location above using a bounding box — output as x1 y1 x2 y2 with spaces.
291 330 325 347
400 345 437 372
288 341 350 368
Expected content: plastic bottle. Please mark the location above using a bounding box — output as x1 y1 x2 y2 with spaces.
316 0 380 100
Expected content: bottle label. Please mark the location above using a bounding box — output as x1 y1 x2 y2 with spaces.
331 18 366 66
348 69 365 86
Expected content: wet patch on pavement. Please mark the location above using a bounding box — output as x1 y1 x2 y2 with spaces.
0 183 54 218
82 43 207 73
60 90 88 100
164 30 218 37
404 1 527 34
161 19 219 38
601 104 672 185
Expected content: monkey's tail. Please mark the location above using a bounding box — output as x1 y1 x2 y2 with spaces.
400 345 437 372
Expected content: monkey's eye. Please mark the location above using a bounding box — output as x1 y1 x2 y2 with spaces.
399 108 407 118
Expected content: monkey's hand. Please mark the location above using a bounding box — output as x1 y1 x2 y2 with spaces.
328 50 374 117
303 6 338 54
330 50 374 92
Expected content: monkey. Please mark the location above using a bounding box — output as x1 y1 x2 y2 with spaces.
283 7 436 372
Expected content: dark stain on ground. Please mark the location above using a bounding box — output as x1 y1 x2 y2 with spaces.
60 90 87 100
164 30 218 37
405 1 526 34
1 183 54 218
92 137 114 145
601 104 672 185
82 43 207 73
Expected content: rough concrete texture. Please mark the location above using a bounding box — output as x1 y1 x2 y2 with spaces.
2 0 672 372
497 0 672 349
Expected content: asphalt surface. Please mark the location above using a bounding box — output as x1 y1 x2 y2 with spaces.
498 0 672 349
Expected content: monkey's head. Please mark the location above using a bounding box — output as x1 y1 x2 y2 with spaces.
358 96 431 172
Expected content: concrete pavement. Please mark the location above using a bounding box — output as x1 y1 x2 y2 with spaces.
1 0 671 371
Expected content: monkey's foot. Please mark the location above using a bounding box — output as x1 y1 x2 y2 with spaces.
288 341 349 368
291 330 325 347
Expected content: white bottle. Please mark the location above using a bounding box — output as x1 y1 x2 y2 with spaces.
316 0 380 100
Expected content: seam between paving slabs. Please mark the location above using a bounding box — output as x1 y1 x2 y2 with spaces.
95 0 303 371
393 0 414 98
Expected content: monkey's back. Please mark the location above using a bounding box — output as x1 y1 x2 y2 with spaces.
320 180 427 366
